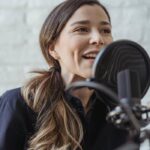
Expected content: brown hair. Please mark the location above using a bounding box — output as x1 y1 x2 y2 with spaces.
21 0 111 149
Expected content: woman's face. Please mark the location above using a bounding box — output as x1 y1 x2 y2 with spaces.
50 4 113 82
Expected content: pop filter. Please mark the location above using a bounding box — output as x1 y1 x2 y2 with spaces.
92 39 150 100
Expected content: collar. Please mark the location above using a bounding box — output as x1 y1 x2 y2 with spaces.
64 91 110 116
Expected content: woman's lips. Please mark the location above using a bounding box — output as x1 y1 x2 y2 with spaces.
83 50 99 56
82 54 97 65
82 50 99 63
81 49 100 65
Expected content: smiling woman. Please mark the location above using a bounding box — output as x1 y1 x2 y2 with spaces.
0 0 129 150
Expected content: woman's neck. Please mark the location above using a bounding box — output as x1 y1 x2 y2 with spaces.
72 88 94 113
61 72 93 112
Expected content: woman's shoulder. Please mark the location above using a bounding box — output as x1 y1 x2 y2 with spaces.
0 87 26 109
1 87 22 100
0 87 37 131
0 87 36 119
0 88 37 149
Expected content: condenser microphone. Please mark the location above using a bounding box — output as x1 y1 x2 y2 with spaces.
105 69 142 134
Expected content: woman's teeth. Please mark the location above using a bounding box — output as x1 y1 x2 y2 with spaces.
82 53 97 59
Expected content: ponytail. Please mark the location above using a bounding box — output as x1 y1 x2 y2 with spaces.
21 64 83 150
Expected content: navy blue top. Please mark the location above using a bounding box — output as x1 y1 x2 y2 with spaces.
0 88 129 150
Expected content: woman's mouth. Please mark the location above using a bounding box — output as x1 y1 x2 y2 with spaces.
82 51 99 63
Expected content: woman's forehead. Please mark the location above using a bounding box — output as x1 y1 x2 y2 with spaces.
65 4 110 26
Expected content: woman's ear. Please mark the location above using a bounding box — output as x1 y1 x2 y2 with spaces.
48 46 60 60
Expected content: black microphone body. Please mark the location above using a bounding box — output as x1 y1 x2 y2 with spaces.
117 69 141 107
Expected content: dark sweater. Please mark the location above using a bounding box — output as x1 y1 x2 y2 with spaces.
0 88 129 150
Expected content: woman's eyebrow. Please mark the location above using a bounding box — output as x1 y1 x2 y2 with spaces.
71 20 90 26
100 21 111 26
71 20 111 26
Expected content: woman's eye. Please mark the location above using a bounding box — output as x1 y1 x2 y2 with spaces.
75 27 89 33
101 29 111 34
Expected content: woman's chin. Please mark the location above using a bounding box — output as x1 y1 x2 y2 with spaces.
81 70 93 80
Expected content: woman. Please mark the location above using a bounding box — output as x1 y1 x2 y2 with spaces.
0 0 129 149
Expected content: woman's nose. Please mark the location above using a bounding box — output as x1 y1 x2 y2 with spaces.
89 30 104 46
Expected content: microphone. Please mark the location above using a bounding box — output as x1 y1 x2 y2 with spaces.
107 69 141 132
111 70 148 150
92 40 150 130
107 69 150 134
